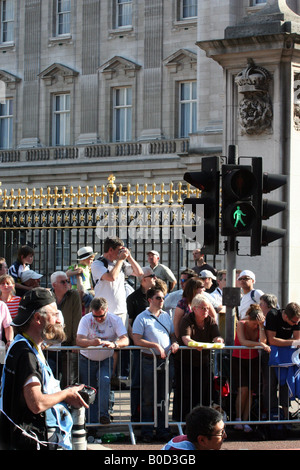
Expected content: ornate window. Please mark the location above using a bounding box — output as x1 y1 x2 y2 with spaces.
0 98 13 148
113 87 132 142
179 81 197 137
116 0 132 28
52 93 70 146
1 0 14 43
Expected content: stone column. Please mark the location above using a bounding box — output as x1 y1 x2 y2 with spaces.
19 0 41 148
197 0 300 305
139 0 164 140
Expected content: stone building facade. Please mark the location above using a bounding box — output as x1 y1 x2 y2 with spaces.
0 0 299 305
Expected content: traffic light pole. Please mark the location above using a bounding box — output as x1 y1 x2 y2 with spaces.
225 146 238 345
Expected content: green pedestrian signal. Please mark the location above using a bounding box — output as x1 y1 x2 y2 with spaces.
221 164 257 236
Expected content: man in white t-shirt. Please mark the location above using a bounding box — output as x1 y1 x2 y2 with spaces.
91 237 143 327
76 297 129 426
237 270 264 320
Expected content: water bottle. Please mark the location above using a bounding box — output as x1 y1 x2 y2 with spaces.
101 432 125 443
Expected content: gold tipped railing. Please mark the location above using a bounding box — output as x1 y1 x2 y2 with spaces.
0 174 200 211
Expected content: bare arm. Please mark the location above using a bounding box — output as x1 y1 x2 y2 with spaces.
23 382 88 414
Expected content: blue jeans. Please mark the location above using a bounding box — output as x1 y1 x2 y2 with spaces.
79 354 111 423
141 355 172 437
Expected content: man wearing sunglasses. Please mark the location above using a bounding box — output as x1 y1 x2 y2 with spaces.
162 405 226 450
51 271 82 388
132 287 179 443
237 270 264 320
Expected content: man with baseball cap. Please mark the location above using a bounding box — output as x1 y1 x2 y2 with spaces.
147 250 177 292
0 287 88 450
237 270 264 320
18 269 43 297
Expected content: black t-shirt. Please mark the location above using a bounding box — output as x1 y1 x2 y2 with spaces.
265 308 300 340
0 338 47 450
177 312 220 366
126 287 148 321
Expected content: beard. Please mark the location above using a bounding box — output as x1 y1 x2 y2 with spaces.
41 322 66 344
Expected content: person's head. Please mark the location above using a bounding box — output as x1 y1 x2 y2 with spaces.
103 236 124 260
147 287 165 311
17 245 35 265
21 269 43 288
185 406 226 450
199 270 216 290
90 297 109 323
260 293 278 316
183 277 205 304
192 249 204 264
245 304 265 329
237 270 256 293
216 270 226 290
0 257 8 276
154 278 168 296
180 268 197 288
147 250 160 268
139 267 157 291
282 302 300 326
77 246 97 266
191 294 211 320
51 271 71 294
0 274 15 297
12 287 65 344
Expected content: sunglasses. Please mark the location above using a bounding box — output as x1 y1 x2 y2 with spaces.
60 279 70 285
144 274 156 278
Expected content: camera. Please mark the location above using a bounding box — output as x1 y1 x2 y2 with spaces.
76 384 97 405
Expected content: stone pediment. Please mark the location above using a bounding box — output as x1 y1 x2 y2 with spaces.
0 70 21 91
39 63 79 85
163 49 197 72
100 56 141 79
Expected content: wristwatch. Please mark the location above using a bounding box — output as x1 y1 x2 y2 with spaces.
114 341 119 349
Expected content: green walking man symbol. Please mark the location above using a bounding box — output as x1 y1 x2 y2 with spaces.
233 205 246 228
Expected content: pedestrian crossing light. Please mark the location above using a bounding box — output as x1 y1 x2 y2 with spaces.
183 156 220 255
221 164 257 237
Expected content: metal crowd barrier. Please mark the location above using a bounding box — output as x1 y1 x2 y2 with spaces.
44 344 300 444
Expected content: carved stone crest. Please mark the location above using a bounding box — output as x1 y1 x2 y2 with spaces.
235 59 273 135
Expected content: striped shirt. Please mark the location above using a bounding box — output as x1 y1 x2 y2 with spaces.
4 295 21 320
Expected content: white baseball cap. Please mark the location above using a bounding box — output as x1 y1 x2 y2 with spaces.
237 270 256 282
21 270 43 283
199 269 217 280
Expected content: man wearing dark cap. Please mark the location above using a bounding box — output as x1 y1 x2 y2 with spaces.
0 287 88 450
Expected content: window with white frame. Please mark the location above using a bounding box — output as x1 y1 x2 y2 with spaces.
116 0 132 28
113 87 132 142
52 93 70 146
181 0 197 19
56 0 71 36
179 81 197 138
0 98 13 148
1 0 14 43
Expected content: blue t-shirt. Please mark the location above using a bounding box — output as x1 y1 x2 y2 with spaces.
132 308 173 355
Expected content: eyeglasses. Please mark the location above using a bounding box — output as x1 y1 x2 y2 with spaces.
60 279 70 285
239 277 251 281
144 274 156 279
154 296 164 301
206 427 226 438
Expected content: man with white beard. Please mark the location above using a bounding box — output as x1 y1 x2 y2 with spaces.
0 287 88 450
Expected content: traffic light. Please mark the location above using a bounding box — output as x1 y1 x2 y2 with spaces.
221 163 258 237
183 156 220 255
251 165 287 255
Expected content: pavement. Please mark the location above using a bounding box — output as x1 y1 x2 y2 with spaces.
86 424 300 451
